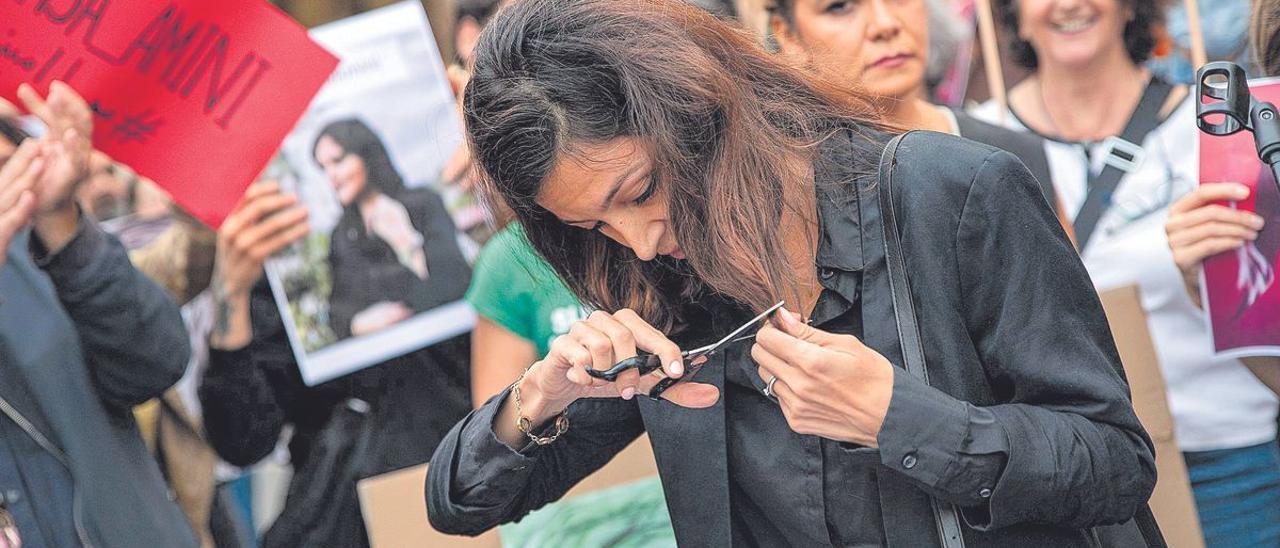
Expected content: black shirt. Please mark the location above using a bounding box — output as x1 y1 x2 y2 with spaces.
692 147 1007 546
425 131 1155 547
328 186 472 340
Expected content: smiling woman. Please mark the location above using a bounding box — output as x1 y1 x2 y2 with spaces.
426 0 1161 546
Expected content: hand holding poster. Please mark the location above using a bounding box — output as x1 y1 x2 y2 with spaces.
0 0 338 227
1199 77 1280 357
268 1 480 386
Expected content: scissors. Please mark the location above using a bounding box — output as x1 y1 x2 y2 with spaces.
586 301 787 398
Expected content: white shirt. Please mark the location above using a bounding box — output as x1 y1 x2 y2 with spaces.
971 98 1278 451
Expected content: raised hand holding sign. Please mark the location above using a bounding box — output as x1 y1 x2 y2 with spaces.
0 0 339 228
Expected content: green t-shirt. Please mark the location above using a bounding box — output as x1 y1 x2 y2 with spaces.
465 225 676 547
465 224 587 357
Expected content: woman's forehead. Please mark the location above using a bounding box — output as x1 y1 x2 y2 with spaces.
537 137 649 216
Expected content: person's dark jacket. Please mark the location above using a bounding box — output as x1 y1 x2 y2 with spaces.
954 109 1057 208
0 219 195 547
328 187 472 340
199 281 472 548
425 131 1157 546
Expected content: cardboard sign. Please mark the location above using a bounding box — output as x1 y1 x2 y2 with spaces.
1098 286 1204 548
0 0 338 227
1199 76 1280 357
358 435 662 548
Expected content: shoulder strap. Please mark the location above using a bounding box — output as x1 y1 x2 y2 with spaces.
1073 79 1175 251
876 133 965 548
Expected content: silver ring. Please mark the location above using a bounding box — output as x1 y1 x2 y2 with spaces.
763 375 778 397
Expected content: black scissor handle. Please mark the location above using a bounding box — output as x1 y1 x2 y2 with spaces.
585 352 705 399
584 352 665 381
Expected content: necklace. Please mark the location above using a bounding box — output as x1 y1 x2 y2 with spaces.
1036 77 1114 142
1036 74 1148 143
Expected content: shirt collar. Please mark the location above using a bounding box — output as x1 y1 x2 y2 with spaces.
813 132 866 275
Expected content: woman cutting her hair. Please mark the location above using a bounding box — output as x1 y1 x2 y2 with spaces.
426 0 1158 545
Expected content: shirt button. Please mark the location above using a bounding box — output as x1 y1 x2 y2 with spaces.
820 268 835 280
979 488 992 499
2 490 17 505
902 452 918 469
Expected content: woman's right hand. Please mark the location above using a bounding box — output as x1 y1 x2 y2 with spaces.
498 310 720 447
1166 183 1266 306
351 300 415 336
214 181 310 298
1167 183 1265 274
210 181 309 350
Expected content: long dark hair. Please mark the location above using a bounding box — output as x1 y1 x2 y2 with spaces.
312 118 406 204
465 0 884 329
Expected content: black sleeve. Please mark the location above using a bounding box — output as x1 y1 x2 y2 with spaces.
199 281 320 467
923 150 1154 529
426 390 644 536
31 215 190 411
327 228 359 341
406 188 471 313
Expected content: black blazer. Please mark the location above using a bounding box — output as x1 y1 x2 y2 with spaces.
328 186 471 339
426 132 1155 547
954 109 1058 209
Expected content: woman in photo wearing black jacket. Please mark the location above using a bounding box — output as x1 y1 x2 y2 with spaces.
312 118 471 340
426 0 1159 546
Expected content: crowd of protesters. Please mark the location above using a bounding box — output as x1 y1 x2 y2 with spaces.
3 0 1280 547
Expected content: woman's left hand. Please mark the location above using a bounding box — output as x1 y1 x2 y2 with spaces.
751 309 895 447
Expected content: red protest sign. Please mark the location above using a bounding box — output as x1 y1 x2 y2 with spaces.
0 1 338 227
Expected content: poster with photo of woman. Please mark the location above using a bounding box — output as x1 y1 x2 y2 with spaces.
1200 76 1280 358
267 1 480 385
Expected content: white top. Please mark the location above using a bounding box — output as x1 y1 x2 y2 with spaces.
970 98 1278 451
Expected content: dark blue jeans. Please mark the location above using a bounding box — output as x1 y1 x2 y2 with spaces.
1183 440 1280 547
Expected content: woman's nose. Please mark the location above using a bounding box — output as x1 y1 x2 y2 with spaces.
866 0 903 41
600 223 659 261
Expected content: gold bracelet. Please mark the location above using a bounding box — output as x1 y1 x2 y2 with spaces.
511 367 569 446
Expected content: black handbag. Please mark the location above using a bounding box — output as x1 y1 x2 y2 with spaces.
875 133 1167 548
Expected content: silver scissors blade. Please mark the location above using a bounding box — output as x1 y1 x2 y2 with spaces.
683 301 786 358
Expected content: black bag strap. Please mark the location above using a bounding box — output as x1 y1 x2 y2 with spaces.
1073 79 1174 251
876 133 966 548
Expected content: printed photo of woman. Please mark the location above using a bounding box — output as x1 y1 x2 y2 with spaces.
312 118 471 340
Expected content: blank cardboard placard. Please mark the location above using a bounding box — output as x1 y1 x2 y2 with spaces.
1098 285 1203 548
358 435 660 548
